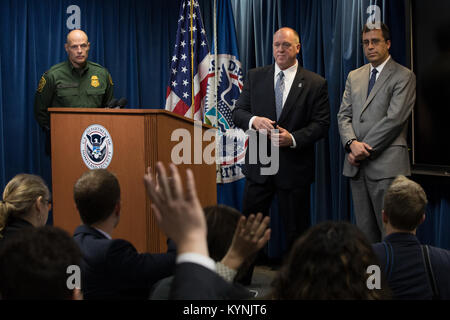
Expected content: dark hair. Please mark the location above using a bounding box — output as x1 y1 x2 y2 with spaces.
0 226 82 299
204 205 242 261
362 22 391 42
270 221 390 300
73 169 120 225
383 176 427 231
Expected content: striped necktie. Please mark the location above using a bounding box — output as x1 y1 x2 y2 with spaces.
275 71 285 120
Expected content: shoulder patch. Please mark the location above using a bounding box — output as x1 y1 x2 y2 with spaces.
109 74 114 86
37 76 46 93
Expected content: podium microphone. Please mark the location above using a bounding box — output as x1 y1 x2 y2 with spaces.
116 98 128 109
106 98 118 108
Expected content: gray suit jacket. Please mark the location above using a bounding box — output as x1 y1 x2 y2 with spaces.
337 58 416 179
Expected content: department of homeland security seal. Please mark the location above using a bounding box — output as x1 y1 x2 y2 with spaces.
80 124 113 169
204 54 246 183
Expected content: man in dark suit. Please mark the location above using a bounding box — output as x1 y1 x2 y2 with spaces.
233 27 330 249
72 169 176 299
372 176 450 299
337 23 416 243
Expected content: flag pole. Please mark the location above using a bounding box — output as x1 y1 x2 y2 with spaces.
213 0 222 183
190 0 195 119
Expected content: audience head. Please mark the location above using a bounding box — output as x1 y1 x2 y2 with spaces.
73 169 120 226
204 205 242 261
270 221 389 300
0 174 51 235
383 175 427 232
0 226 82 299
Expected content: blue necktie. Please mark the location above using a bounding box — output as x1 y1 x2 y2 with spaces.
275 71 285 120
367 68 378 98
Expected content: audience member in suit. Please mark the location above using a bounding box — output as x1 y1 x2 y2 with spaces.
372 176 450 299
72 169 176 299
337 23 416 243
0 174 51 243
144 163 271 300
269 221 391 300
0 226 82 300
233 27 330 251
150 205 271 299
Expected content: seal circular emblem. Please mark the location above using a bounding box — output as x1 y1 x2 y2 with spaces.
80 124 113 169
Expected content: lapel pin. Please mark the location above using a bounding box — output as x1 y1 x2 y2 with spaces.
298 83 303 88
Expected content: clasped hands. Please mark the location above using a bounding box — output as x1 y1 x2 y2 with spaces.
348 141 373 167
252 116 292 147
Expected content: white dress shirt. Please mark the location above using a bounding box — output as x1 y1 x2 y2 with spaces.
176 253 216 271
94 227 112 240
248 61 299 148
370 55 391 81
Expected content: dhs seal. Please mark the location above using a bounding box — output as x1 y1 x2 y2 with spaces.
205 54 246 183
80 124 113 169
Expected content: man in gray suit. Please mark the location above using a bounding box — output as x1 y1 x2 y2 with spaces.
337 23 416 243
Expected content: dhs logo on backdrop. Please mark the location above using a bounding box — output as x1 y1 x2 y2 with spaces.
80 124 113 169
205 54 246 183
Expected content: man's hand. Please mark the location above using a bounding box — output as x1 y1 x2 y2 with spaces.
221 213 271 271
271 125 293 147
349 141 372 161
348 152 360 167
143 163 207 256
252 116 276 133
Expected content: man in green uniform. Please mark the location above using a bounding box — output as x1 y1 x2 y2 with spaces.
34 29 114 130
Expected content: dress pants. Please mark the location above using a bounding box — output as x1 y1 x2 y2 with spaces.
242 177 311 251
350 167 394 243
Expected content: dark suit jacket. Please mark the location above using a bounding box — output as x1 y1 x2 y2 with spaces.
233 64 330 189
373 233 450 299
73 225 176 299
0 216 33 245
169 262 253 300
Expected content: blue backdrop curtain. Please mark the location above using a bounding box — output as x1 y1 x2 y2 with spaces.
1 0 449 249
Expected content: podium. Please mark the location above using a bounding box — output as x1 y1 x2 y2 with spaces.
49 108 217 253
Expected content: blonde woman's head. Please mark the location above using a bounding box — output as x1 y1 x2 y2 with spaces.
0 174 50 234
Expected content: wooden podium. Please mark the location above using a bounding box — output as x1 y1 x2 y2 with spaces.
49 108 217 253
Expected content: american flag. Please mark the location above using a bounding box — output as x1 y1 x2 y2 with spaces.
165 0 211 121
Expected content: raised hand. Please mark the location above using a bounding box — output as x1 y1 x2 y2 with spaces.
221 213 271 271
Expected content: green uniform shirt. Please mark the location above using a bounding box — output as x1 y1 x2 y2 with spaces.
34 60 114 128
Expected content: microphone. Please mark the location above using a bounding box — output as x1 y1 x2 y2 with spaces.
106 98 118 108
116 98 128 109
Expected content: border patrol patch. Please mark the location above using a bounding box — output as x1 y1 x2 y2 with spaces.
91 75 100 88
37 76 46 92
109 74 114 86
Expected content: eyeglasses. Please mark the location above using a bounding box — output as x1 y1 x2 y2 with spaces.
44 199 52 210
362 39 385 47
